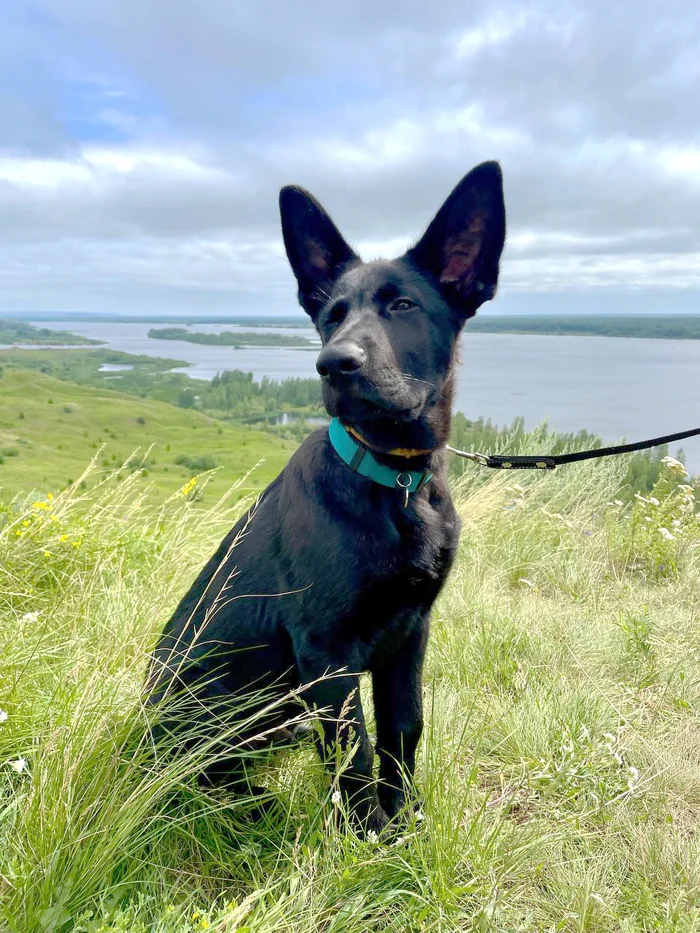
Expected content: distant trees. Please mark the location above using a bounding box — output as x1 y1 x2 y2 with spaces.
148 327 313 348
0 320 101 346
465 314 700 340
175 370 321 422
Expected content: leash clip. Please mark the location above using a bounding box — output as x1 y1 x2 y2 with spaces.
445 445 490 466
396 472 412 508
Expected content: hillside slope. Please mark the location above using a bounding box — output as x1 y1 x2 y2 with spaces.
0 369 295 501
1 450 699 931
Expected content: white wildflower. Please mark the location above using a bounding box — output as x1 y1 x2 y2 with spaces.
628 766 640 784
648 497 660 506
604 732 621 760
0 710 8 724
20 611 40 624
9 757 27 773
331 790 342 806
644 516 652 523
659 527 674 541
414 808 425 823
367 829 379 844
661 456 688 476
634 494 650 504
613 499 623 507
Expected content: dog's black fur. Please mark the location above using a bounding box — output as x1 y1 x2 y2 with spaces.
146 161 506 834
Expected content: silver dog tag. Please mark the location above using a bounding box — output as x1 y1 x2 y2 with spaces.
396 473 412 508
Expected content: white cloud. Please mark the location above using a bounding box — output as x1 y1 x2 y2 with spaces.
656 146 700 181
452 8 545 59
0 0 699 314
0 156 91 188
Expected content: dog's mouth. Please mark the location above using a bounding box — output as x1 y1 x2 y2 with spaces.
325 387 428 427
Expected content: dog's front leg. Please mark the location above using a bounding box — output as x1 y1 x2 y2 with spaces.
298 666 389 835
372 621 427 819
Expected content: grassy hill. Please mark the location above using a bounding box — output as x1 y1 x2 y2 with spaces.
0 369 295 503
1 437 699 930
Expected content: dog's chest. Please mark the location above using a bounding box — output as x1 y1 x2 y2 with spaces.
342 498 458 617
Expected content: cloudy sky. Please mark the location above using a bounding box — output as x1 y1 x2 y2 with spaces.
1 0 699 318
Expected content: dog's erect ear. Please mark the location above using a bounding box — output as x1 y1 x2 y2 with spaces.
279 186 358 318
406 161 506 320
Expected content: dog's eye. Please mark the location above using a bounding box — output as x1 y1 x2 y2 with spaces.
391 298 416 312
326 302 348 327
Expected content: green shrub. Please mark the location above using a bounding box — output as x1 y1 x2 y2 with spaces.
174 453 217 472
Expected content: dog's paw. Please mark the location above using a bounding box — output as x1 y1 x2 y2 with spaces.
378 784 424 824
363 803 391 840
344 797 391 840
378 786 404 820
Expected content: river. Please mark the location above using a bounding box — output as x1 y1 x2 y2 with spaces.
13 320 700 472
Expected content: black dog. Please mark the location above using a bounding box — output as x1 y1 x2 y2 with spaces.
146 161 506 834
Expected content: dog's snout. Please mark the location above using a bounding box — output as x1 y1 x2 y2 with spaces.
316 342 367 381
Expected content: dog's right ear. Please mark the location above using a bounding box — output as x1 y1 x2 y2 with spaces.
279 186 358 318
406 161 506 321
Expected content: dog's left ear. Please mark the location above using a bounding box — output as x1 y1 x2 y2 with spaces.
279 186 358 319
406 161 506 320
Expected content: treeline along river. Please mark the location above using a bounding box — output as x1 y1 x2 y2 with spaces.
15 320 700 473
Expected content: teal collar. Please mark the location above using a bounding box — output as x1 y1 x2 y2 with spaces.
328 417 433 499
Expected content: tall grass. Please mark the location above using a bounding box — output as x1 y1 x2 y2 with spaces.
1 452 699 932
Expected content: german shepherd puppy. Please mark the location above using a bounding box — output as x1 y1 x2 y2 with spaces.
146 161 506 834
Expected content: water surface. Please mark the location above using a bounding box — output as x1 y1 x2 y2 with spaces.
31 320 700 472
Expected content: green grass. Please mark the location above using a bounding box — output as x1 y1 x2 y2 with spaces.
0 347 188 383
0 369 294 503
2 443 700 931
0 348 323 431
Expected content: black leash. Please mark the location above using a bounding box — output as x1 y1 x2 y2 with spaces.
446 426 700 471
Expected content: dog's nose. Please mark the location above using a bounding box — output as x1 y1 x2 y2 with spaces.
316 342 367 381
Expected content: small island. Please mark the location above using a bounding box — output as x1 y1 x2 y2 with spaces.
148 327 315 348
0 319 102 346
